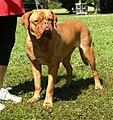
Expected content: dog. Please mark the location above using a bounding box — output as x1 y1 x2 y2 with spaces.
20 9 102 108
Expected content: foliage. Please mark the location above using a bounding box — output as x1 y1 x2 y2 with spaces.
23 0 35 3
100 0 113 13
93 0 113 14
85 0 93 3
48 0 62 9
58 0 79 13
58 0 94 13
0 9 113 119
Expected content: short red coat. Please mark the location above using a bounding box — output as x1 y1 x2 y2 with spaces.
0 0 25 16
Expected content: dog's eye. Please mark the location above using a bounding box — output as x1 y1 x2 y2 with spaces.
34 20 39 22
48 19 53 22
34 20 39 25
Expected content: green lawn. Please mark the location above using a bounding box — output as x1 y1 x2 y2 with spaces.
0 10 113 120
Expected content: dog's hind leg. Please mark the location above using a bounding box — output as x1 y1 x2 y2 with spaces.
79 44 102 89
62 56 73 87
79 47 88 66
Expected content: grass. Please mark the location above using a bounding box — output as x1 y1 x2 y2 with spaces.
1 9 113 119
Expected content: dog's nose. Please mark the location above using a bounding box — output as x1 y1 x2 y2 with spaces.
44 21 49 25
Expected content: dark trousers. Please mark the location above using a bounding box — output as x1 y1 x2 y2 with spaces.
0 16 17 65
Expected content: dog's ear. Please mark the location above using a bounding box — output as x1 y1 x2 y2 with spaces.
50 10 58 27
20 11 33 29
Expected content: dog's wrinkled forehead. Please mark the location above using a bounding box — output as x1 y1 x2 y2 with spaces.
30 10 53 21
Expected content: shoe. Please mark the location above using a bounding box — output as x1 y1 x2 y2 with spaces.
0 88 22 103
0 103 5 111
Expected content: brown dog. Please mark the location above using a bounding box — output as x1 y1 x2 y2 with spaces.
20 9 102 108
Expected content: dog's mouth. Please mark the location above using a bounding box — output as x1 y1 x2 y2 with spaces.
42 27 52 38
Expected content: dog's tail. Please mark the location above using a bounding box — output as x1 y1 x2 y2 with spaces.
79 47 89 66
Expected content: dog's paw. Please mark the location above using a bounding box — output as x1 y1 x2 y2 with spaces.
27 96 40 103
43 100 53 109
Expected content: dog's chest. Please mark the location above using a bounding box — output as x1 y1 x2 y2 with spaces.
35 50 53 65
26 41 56 65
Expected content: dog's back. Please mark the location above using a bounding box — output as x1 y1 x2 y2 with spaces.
56 20 91 47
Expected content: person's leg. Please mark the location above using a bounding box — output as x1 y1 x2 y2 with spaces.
0 66 7 89
0 16 16 89
0 16 22 107
0 15 17 89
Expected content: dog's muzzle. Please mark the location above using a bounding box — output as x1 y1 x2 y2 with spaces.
44 27 51 35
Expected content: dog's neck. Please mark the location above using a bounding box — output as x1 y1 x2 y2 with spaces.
28 28 60 52
29 34 53 52
39 37 51 51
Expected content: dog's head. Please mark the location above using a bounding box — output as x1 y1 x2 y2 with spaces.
20 9 57 39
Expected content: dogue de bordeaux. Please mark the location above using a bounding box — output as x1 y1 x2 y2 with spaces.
20 9 102 108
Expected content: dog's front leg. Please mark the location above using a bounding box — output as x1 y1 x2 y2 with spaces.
28 63 42 103
43 64 59 108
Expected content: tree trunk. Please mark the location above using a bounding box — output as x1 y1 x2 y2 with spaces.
34 0 39 9
79 0 82 3
94 0 100 14
43 0 48 9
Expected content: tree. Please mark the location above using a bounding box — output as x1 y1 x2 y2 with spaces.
59 0 79 13
100 0 113 13
42 0 49 8
93 0 113 14
94 0 100 14
23 0 49 9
